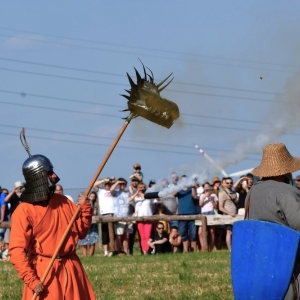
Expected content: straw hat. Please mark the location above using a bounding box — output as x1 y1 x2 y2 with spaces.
211 176 221 186
252 143 300 177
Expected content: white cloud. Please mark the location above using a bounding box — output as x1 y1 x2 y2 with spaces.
1 34 45 49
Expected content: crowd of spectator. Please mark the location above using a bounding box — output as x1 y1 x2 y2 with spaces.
0 162 258 259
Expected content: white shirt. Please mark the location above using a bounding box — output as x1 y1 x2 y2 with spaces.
135 197 153 217
97 189 114 215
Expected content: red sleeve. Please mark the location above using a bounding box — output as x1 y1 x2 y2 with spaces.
76 201 93 239
9 205 40 291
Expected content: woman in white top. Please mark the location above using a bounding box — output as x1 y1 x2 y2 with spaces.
198 182 218 251
128 182 153 254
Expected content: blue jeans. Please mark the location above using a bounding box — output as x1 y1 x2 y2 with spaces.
202 210 215 216
0 228 6 240
178 220 196 241
169 220 179 228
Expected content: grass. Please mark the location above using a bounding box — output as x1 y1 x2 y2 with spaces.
0 250 233 299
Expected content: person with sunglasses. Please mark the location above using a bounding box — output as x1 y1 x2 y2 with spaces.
147 222 171 254
218 177 239 251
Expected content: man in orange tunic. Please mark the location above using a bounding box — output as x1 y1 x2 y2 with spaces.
9 133 96 299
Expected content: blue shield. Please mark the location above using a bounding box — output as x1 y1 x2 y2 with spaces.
231 220 300 300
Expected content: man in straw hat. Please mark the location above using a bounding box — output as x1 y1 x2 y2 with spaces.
245 143 300 299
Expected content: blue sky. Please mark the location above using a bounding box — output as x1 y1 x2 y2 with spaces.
1 1 300 190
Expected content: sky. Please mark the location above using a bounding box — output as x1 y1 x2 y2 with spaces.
1 1 300 190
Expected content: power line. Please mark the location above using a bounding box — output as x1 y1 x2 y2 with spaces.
1 99 300 137
0 57 281 96
0 123 261 156
0 131 261 162
0 67 280 103
0 26 298 71
0 33 295 75
0 89 265 125
0 100 264 132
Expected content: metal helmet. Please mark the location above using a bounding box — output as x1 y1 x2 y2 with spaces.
20 129 60 203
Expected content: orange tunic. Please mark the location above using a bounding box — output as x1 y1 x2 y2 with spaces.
9 193 96 300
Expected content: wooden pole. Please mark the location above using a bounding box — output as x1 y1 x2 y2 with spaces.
108 222 115 252
32 114 134 300
201 215 208 252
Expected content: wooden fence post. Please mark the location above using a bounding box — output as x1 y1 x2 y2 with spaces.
108 222 115 252
201 215 208 252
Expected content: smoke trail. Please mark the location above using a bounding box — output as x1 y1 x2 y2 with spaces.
146 172 208 197
217 70 300 169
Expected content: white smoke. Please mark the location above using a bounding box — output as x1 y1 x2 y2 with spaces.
146 171 209 197
216 70 300 169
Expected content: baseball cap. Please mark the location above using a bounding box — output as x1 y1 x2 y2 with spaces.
14 181 25 189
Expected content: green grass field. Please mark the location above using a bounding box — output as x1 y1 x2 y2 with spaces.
0 250 233 300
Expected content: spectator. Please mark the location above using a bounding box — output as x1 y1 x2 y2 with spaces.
160 174 178 228
128 175 140 195
246 173 254 189
54 184 74 203
93 177 115 257
295 175 300 190
211 177 221 196
4 182 24 249
169 226 183 253
233 176 248 210
5 181 24 216
0 240 9 261
170 172 179 187
199 182 218 251
218 177 239 251
131 163 143 181
147 222 171 254
77 192 99 257
0 187 8 241
233 173 253 210
160 178 177 215
128 182 153 255
155 202 170 233
174 175 198 253
128 175 141 255
148 180 156 188
110 178 132 254
220 177 227 192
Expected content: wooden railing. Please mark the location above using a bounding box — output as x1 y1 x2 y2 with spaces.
1 213 245 251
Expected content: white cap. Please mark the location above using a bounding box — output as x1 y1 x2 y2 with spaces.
14 181 24 189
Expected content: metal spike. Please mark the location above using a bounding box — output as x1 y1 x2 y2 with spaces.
158 77 174 92
157 73 173 88
121 94 131 101
20 127 32 157
138 59 147 80
146 67 154 81
126 73 136 88
134 67 143 86
147 74 154 83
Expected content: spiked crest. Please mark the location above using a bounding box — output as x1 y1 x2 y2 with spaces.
121 61 179 129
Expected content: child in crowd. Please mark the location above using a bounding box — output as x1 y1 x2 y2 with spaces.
0 240 9 261
131 163 144 181
169 226 182 253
